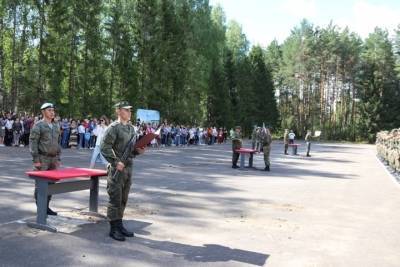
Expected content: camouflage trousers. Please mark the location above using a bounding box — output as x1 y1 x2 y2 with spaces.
306 142 311 156
263 145 271 167
232 151 240 166
107 164 132 221
34 155 58 201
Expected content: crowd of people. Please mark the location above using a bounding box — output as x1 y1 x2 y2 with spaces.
0 111 231 149
376 128 400 174
0 112 35 147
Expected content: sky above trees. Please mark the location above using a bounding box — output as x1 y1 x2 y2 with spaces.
210 0 400 46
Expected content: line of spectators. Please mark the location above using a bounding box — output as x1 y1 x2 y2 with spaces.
1 111 231 149
0 112 35 147
137 121 229 147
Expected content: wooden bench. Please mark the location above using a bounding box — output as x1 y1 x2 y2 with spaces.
235 148 257 169
288 144 301 155
26 168 107 232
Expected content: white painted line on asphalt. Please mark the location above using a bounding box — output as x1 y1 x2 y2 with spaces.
0 217 34 227
375 155 400 188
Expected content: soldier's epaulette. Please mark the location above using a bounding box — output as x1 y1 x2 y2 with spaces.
109 121 120 128
35 120 45 126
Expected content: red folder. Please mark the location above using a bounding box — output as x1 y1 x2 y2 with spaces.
134 133 158 148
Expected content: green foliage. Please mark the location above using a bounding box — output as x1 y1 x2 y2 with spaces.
0 2 398 142
357 28 400 143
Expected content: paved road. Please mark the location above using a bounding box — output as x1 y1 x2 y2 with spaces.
0 141 399 267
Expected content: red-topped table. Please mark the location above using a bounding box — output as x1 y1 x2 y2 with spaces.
288 144 301 155
26 168 108 232
235 148 257 169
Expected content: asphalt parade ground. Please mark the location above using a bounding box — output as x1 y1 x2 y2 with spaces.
0 141 399 267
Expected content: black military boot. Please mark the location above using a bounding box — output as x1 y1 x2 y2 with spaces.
109 220 125 241
46 196 57 216
118 219 134 237
264 165 270 171
232 165 239 169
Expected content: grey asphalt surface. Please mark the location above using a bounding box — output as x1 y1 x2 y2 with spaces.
0 141 399 267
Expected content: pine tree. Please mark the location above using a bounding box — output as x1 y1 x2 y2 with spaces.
357 28 400 142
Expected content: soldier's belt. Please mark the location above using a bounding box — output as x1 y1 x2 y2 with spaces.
38 151 57 157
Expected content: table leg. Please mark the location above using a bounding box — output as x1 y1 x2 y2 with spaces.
249 153 253 167
27 178 56 232
89 176 99 212
240 153 245 169
36 179 48 225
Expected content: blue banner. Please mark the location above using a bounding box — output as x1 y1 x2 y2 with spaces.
136 109 160 123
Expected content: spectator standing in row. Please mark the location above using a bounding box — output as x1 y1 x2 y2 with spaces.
78 122 86 149
22 116 33 146
12 117 23 146
4 114 13 146
61 118 70 148
69 120 78 148
89 116 109 168
0 116 5 146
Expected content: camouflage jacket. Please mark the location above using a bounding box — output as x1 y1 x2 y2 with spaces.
305 133 311 142
251 129 257 142
29 120 61 163
231 132 242 151
283 132 289 144
100 121 138 167
259 131 272 146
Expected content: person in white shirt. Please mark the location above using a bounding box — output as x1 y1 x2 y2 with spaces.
89 116 109 168
212 127 218 145
288 130 296 144
78 123 86 149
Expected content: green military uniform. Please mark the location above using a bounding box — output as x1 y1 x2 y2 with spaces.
283 129 289 155
251 127 257 150
305 131 312 157
29 105 61 215
259 129 272 171
100 121 137 222
231 127 242 168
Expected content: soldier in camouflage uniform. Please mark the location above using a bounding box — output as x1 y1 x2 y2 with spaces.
29 103 61 216
283 129 289 155
305 130 312 157
259 126 272 171
100 101 144 241
231 126 242 169
251 126 257 150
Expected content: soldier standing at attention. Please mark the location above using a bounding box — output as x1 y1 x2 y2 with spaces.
29 103 61 216
305 130 312 157
283 129 289 155
259 126 272 171
251 126 257 150
101 101 144 241
231 126 242 169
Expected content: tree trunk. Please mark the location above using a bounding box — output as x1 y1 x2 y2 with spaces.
68 33 76 117
10 3 18 112
37 0 45 109
0 12 6 110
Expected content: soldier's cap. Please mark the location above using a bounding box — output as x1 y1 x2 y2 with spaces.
40 103 55 110
235 126 241 129
114 101 132 109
